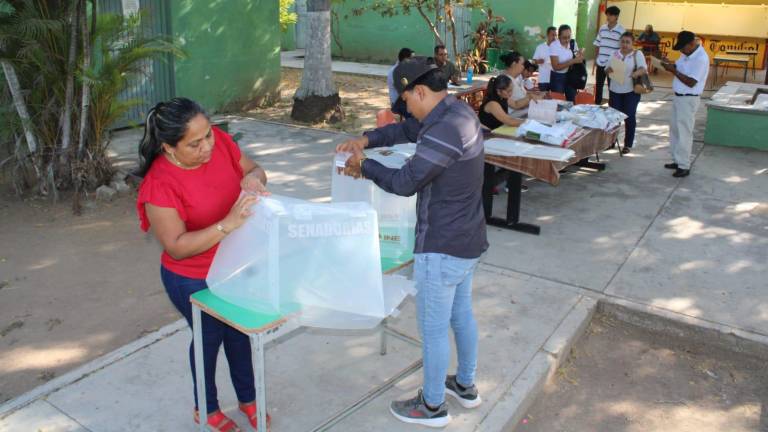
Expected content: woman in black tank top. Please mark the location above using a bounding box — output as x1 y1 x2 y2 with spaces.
478 75 523 131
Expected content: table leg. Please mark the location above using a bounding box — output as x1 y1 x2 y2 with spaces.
250 333 267 432
711 62 718 89
192 305 207 432
483 167 541 235
575 156 606 171
380 318 388 355
743 62 748 82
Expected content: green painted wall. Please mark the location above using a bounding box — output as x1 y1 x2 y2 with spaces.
331 3 436 64
553 0 579 34
282 23 297 51
576 0 601 59
704 108 768 151
482 0 555 58
170 0 281 112
327 1 580 65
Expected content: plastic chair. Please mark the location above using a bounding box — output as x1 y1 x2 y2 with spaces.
549 91 566 101
376 109 397 128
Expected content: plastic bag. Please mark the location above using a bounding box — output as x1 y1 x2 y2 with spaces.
207 195 408 329
332 145 417 265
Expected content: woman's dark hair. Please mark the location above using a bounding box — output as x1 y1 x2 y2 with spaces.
621 31 635 41
524 60 538 72
558 24 572 37
404 68 448 93
136 97 208 177
499 51 523 68
398 47 414 62
483 75 513 104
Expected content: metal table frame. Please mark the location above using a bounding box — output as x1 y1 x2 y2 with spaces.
191 260 419 432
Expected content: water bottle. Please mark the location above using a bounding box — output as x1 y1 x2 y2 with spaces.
467 66 474 84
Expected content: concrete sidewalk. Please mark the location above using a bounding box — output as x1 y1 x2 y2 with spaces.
2 89 767 431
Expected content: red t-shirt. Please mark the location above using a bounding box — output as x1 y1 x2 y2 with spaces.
137 126 244 279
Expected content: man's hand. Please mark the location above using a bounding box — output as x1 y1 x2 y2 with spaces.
336 136 368 153
661 61 676 73
605 66 614 75
343 148 365 179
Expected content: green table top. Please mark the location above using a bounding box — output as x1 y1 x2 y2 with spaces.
191 253 414 333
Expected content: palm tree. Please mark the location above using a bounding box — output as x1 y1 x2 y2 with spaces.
290 0 343 124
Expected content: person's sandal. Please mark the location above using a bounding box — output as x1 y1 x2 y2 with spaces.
239 402 272 431
621 147 631 154
194 409 242 432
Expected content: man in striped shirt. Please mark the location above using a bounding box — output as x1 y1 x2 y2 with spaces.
593 6 624 105
338 57 488 428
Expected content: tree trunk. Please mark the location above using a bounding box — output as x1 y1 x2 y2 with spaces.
76 0 91 159
59 0 79 160
1 60 38 156
446 4 460 67
416 1 444 46
291 0 343 123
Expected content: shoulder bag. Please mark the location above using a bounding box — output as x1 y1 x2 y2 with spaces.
633 50 654 94
566 39 588 90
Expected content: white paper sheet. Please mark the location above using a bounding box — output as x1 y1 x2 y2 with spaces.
527 99 558 124
609 56 626 85
484 138 575 162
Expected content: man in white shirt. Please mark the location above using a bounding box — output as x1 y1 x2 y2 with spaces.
533 26 556 91
662 31 710 177
593 6 624 105
388 47 414 118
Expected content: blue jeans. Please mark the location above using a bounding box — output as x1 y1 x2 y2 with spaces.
161 266 255 414
549 72 575 102
608 91 641 148
413 253 480 406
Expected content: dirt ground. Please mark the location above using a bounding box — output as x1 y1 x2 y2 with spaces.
516 313 768 432
0 191 177 404
246 68 390 135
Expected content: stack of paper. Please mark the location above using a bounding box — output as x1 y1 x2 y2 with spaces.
516 120 581 147
485 138 575 162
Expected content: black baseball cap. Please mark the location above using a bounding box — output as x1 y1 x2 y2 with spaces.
393 56 438 95
673 31 695 51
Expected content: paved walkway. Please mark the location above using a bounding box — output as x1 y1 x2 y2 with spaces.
2 85 767 431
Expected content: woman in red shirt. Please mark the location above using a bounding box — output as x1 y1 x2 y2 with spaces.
136 98 269 431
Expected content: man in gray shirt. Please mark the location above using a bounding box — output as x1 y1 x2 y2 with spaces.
338 57 488 427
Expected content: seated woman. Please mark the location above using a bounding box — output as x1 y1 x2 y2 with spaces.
478 75 524 131
478 75 527 193
522 60 539 91
499 51 539 115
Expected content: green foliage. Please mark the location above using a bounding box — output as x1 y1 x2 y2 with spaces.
279 0 297 32
0 1 184 199
85 12 185 160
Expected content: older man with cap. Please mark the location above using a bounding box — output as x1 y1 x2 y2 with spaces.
337 56 488 428
662 30 709 177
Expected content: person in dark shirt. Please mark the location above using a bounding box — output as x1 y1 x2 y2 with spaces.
337 57 488 428
478 75 523 131
434 44 462 86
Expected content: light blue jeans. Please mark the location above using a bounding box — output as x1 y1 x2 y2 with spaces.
414 253 480 406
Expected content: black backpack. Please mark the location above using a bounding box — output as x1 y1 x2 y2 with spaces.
566 39 587 90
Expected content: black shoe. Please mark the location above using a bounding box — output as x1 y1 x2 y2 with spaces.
664 163 679 170
673 168 690 178
389 389 451 428
621 147 631 154
445 375 482 409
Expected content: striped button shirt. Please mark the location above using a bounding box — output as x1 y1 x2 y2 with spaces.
362 95 488 259
593 23 625 67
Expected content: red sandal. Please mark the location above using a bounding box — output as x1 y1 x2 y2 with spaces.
239 401 272 431
194 409 242 432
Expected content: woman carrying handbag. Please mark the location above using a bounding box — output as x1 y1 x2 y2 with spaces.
606 31 650 154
